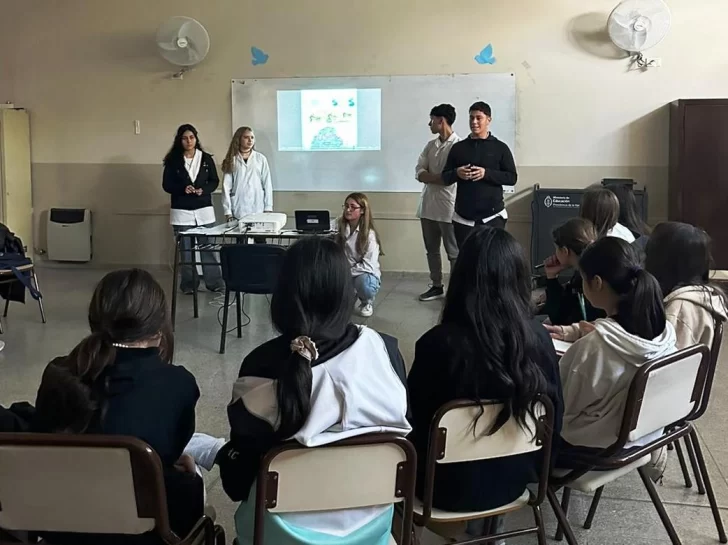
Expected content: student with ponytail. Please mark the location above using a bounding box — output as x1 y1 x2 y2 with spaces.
218 237 410 545
34 269 207 543
558 237 677 455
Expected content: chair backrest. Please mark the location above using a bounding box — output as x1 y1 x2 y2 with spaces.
254 434 416 545
619 344 710 445
419 394 554 520
693 313 725 420
0 433 174 540
221 244 286 294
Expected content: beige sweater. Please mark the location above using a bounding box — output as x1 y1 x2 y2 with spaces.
663 286 727 349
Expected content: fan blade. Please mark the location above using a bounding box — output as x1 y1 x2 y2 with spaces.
177 20 194 41
629 29 648 50
187 41 201 64
158 41 179 52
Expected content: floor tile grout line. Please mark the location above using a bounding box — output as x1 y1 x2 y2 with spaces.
574 490 728 510
695 424 728 486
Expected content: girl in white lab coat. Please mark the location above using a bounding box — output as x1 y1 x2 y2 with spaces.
221 127 274 220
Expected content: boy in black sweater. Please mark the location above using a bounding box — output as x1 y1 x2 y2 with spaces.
442 101 517 247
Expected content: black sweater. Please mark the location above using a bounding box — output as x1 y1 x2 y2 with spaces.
442 134 517 222
544 271 605 326
37 348 204 545
407 318 563 512
162 152 219 211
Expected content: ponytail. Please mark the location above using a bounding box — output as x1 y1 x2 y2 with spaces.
616 267 666 340
580 237 666 340
35 332 117 433
275 336 316 439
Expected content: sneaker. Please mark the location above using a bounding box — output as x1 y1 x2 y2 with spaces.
645 446 668 483
358 302 374 317
419 285 445 301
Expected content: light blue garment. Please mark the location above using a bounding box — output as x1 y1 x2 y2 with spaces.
234 493 395 545
354 273 380 304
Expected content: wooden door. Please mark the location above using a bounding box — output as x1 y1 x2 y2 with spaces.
681 103 728 269
0 109 33 251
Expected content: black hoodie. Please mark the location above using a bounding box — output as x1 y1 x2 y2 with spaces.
442 134 517 222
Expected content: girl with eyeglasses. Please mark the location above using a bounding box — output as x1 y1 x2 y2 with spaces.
335 193 383 317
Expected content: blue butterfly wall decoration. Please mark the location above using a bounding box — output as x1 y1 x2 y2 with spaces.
251 46 269 66
474 44 496 65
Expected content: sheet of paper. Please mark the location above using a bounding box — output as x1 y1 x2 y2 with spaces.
552 339 573 355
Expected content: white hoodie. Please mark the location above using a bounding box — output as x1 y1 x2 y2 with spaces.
664 285 728 349
560 317 677 448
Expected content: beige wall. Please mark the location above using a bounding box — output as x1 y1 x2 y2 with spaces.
0 0 724 269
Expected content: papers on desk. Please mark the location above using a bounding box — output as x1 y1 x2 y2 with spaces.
552 339 573 356
181 221 241 236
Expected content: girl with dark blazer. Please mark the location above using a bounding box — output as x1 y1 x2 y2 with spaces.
408 227 564 535
162 124 224 294
34 269 205 544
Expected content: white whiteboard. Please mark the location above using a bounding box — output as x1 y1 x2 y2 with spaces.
231 74 516 192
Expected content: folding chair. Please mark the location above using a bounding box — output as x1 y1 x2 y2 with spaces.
253 434 416 545
0 262 46 334
0 433 225 545
582 317 727 543
219 244 286 354
549 344 711 545
413 394 555 545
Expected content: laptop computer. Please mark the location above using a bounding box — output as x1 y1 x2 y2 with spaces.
295 210 331 233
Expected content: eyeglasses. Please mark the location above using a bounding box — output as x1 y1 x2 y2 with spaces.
342 204 362 211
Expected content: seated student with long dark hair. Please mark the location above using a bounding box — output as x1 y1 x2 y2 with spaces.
543 218 604 327
34 269 206 544
217 237 410 545
559 238 676 465
646 221 727 348
407 227 563 538
580 185 635 243
606 183 651 249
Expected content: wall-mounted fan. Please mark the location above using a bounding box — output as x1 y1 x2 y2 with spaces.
156 16 210 78
608 0 671 69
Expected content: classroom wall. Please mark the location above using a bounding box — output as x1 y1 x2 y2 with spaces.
0 0 725 270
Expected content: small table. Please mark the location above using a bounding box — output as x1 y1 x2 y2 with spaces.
170 226 332 328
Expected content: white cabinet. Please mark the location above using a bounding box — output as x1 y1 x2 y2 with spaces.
0 108 32 251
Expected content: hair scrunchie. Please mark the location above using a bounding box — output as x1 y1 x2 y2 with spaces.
629 266 643 279
290 336 319 363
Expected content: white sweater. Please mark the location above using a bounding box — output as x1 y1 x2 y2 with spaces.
560 318 677 448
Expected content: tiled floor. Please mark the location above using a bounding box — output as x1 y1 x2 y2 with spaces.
2 266 728 544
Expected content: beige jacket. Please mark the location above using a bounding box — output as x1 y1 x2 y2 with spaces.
664 286 727 349
560 318 677 448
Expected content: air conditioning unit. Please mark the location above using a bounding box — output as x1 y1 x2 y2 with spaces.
47 208 92 262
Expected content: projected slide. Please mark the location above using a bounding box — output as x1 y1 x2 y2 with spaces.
277 89 381 152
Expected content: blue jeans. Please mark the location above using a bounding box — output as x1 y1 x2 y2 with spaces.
354 273 380 304
173 224 224 292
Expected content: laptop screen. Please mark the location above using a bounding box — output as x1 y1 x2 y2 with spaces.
295 210 331 231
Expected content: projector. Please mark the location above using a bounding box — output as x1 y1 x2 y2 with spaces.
238 212 287 233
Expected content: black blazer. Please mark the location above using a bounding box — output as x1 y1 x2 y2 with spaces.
544 271 605 326
162 152 219 211
407 318 563 512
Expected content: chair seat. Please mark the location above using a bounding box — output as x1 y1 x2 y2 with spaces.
552 455 651 493
413 489 530 523
388 535 397 545
0 264 33 275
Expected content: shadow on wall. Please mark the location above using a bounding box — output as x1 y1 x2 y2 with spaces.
92 31 176 75
566 12 630 60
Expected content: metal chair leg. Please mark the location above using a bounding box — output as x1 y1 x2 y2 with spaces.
689 428 728 543
236 293 242 338
30 270 46 323
555 487 572 541
532 503 548 545
583 486 604 529
219 289 231 354
3 297 8 317
684 435 706 494
673 439 693 488
638 466 682 545
547 487 580 545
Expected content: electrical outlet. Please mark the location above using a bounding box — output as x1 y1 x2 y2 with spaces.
134 120 141 134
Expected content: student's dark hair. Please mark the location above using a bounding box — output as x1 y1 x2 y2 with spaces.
579 185 620 238
606 184 651 237
35 269 173 433
442 227 547 435
469 101 492 117
430 104 456 126
552 218 597 257
269 237 355 439
645 221 724 300
579 237 666 340
163 124 204 166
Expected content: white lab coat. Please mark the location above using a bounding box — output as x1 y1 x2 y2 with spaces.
221 151 273 219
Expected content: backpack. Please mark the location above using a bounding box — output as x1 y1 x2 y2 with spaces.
0 223 40 301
